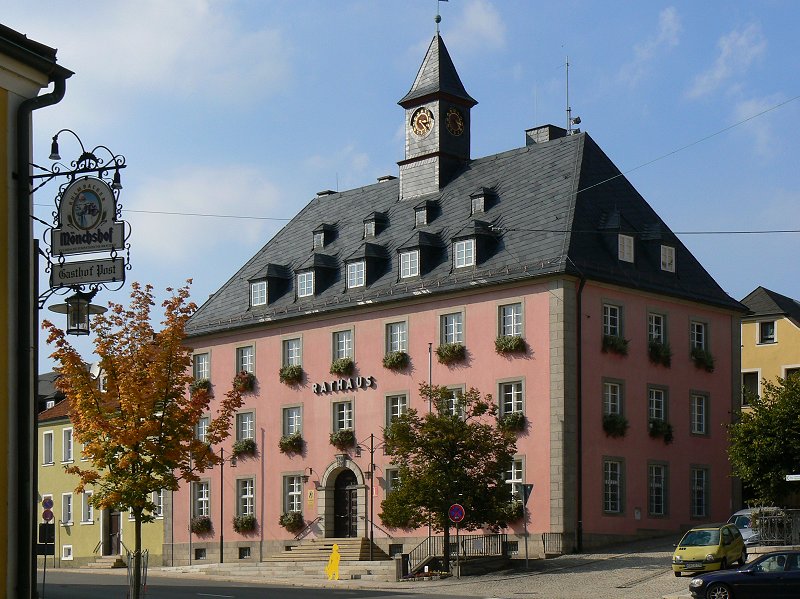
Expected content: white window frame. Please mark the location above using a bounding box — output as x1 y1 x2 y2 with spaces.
250 280 267 306
618 234 634 263
196 417 209 444
691 394 708 435
386 468 400 494
603 381 622 416
237 478 255 517
758 320 776 344
347 261 366 289
283 338 302 367
386 394 408 425
660 245 675 272
691 467 708 518
283 406 302 436
399 250 419 278
81 491 94 524
61 545 73 560
236 412 254 441
386 321 407 353
499 381 523 415
499 303 522 337
42 431 54 465
445 387 464 417
62 428 73 462
333 400 353 432
741 370 760 406
333 330 353 360
153 490 165 518
193 352 210 381
364 221 376 238
471 195 484 214
61 493 73 525
194 481 210 517
603 304 621 337
297 271 314 298
648 463 667 516
506 458 524 498
415 207 427 226
648 313 665 344
441 312 464 344
454 239 475 268
313 231 324 249
648 387 666 422
236 345 254 373
284 475 303 513
603 459 623 514
690 321 707 350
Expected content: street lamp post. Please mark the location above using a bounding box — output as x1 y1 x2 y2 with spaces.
356 433 382 561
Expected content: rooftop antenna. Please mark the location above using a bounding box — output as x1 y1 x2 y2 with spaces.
566 56 581 135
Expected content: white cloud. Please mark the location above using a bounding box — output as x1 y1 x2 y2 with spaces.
446 0 506 54
303 144 371 190
618 7 681 86
732 95 782 158
686 23 766 99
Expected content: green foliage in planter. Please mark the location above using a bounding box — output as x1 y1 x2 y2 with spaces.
691 347 715 372
648 340 672 367
279 511 305 533
329 428 355 450
498 411 527 433
382 351 410 371
232 438 257 457
436 342 466 364
278 432 304 454
279 364 303 385
190 515 212 535
602 413 629 438
649 419 674 444
500 500 524 523
190 378 212 394
329 357 355 376
602 335 629 356
233 514 257 533
233 370 255 392
495 335 527 354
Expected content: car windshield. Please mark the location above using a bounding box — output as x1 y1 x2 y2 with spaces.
728 515 751 528
681 529 720 546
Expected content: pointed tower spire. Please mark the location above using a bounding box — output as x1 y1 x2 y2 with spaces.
398 33 477 200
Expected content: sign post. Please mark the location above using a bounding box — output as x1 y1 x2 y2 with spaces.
448 503 465 578
520 483 534 569
41 498 55 597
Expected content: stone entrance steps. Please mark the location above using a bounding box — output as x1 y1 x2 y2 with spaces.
270 537 389 562
83 555 126 569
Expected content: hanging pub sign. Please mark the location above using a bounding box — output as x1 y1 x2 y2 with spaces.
51 177 125 256
49 257 126 288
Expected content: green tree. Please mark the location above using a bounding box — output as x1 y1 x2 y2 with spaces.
729 374 800 505
43 282 243 599
380 383 517 571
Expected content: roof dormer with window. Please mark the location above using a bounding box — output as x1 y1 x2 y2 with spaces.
397 230 443 279
248 263 291 307
294 252 338 299
451 220 497 269
363 212 387 239
312 223 336 249
344 242 389 289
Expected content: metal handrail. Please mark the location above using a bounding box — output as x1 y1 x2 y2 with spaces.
408 533 508 573
92 540 102 555
360 515 394 538
294 515 322 540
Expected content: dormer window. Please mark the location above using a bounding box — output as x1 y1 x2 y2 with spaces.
400 250 419 278
250 280 267 306
471 195 484 215
313 232 325 249
297 271 314 298
618 234 634 263
364 221 375 238
454 239 475 268
415 207 428 226
347 261 365 289
660 245 675 272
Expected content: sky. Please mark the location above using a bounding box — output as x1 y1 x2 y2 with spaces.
4 0 799 370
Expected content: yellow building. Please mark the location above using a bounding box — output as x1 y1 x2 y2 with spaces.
38 399 165 568
741 286 800 405
0 23 71 598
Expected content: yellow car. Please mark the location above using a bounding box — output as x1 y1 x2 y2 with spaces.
672 523 747 577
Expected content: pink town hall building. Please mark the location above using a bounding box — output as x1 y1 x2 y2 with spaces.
165 32 746 566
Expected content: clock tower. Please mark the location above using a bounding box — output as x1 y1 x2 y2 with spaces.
398 33 477 200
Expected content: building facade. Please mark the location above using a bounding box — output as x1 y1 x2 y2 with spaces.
740 286 800 405
37 399 165 568
167 33 745 565
0 24 71 598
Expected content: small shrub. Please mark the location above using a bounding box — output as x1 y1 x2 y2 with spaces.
232 438 257 457
602 335 629 356
329 429 355 450
382 351 410 371
648 340 672 367
498 411 526 433
691 347 715 372
278 432 304 454
279 511 305 533
233 370 256 392
330 357 355 376
495 335 527 354
436 342 466 364
279 364 303 385
501 500 524 522
649 419 674 444
602 413 629 438
233 514 257 533
190 515 212 535
190 378 212 395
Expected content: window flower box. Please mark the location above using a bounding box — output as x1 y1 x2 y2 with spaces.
690 347 714 372
233 514 257 534
602 413 629 438
436 342 466 365
602 335 629 356
330 357 355 376
278 432 304 455
279 364 303 385
233 370 256 393
498 411 526 433
190 378 212 395
648 419 674 444
279 511 305 533
232 438 257 458
501 500 524 522
495 335 526 354
329 429 355 450
382 351 410 371
648 340 672 367
190 515 212 535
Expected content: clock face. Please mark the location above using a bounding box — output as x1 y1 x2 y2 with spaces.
411 107 434 137
446 107 464 136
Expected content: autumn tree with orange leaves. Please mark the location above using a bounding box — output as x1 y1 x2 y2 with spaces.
43 282 242 598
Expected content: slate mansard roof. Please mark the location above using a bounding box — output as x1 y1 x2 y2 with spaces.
741 287 800 326
187 131 744 337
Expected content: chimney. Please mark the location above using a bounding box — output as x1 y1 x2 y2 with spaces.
525 125 567 146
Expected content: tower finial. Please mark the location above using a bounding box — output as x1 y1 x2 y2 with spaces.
436 0 448 34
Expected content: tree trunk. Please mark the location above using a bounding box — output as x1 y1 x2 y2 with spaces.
133 507 143 599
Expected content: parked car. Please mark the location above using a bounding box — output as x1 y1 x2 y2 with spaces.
727 507 780 547
672 523 747 577
689 550 800 598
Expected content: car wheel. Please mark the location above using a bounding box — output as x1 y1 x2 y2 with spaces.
706 582 732 599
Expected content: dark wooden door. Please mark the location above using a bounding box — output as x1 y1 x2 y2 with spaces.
333 470 358 538
106 510 121 555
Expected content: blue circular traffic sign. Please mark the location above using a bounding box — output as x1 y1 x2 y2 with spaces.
42 497 54 510
449 503 465 523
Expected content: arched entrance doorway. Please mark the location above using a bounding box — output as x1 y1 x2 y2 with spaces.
333 469 358 538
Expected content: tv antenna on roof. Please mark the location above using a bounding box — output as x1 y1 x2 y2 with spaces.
566 56 581 135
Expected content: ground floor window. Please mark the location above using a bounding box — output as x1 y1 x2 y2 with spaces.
603 459 623 514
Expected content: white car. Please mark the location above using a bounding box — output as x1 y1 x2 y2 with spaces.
727 507 780 547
